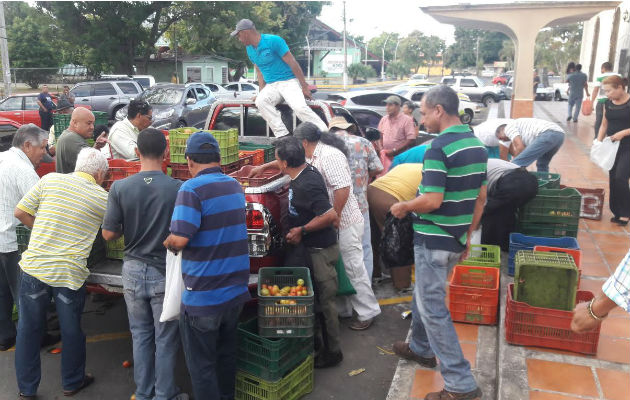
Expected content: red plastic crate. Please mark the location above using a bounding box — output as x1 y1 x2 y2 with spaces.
239 150 264 166
448 265 500 325
533 246 582 287
230 165 282 188
221 160 240 174
238 153 256 168
103 159 141 191
560 185 605 220
169 164 192 181
36 162 56 177
505 283 600 355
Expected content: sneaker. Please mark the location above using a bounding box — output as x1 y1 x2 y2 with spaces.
349 317 373 331
314 350 343 368
425 387 482 400
392 341 437 368
0 337 15 351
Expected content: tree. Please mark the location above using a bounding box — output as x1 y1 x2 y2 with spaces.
347 62 375 83
446 28 508 70
386 61 408 80
535 24 582 77
499 39 515 70
368 32 399 65
396 31 445 76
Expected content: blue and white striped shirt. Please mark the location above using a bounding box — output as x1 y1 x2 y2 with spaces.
603 249 630 313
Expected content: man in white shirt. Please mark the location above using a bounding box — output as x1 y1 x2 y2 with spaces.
472 118 512 159
590 61 620 138
0 124 48 351
495 118 565 172
109 99 153 160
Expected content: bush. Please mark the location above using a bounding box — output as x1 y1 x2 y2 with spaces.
347 63 375 84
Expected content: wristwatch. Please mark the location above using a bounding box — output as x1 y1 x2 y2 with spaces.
301 226 307 236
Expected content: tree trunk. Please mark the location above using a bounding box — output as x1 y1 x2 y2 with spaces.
142 6 163 74
231 62 246 82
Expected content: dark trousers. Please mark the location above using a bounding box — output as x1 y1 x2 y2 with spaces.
594 101 605 138
15 273 87 396
179 303 243 400
0 251 20 344
609 148 630 219
481 169 538 251
39 111 53 131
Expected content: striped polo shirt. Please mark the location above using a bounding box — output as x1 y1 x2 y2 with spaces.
17 172 108 290
170 166 250 316
414 124 488 252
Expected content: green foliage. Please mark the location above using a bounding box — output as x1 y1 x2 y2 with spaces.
392 31 445 74
534 24 582 76
446 28 508 69
347 62 375 83
367 32 399 64
386 61 408 80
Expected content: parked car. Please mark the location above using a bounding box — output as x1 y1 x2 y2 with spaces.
503 78 555 101
222 82 259 100
0 117 22 152
492 74 510 85
326 90 409 116
204 83 235 99
440 75 507 106
408 74 428 83
100 74 156 89
0 93 91 127
393 86 481 124
549 77 569 101
71 79 144 119
115 83 216 129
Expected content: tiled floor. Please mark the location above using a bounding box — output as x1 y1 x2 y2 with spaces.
405 102 630 400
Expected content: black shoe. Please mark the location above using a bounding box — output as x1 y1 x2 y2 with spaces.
611 217 620 223
0 337 15 351
41 333 60 349
615 218 629 226
573 119 578 123
314 350 343 368
566 117 572 122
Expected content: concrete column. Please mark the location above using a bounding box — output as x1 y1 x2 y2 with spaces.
511 26 542 118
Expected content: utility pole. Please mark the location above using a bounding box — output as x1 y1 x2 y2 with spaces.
381 34 391 81
174 26 178 83
475 36 480 76
0 2 11 97
364 43 367 65
305 35 311 81
342 1 348 90
394 38 402 62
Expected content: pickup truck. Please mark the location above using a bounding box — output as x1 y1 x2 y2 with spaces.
86 99 365 294
440 75 507 107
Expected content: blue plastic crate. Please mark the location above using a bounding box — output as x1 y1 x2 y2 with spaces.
507 233 579 276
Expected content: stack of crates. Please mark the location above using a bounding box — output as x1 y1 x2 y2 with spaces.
507 233 579 276
105 236 125 260
53 111 108 139
448 245 501 325
240 142 276 163
234 267 314 400
530 171 561 189
16 224 31 254
517 187 582 238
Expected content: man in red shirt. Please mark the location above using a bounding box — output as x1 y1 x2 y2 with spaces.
378 96 417 158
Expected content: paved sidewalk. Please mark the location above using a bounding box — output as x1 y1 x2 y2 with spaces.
387 101 630 400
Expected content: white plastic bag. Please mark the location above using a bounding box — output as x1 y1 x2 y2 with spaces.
160 250 184 322
590 138 619 171
469 228 482 245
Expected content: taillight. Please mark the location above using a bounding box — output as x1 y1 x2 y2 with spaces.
340 99 347 106
247 209 264 230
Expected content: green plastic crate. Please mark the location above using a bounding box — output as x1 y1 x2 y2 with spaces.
169 128 238 165
235 355 313 400
106 236 125 260
516 221 578 238
53 114 72 138
460 244 501 268
238 318 313 381
519 188 582 225
258 267 314 338
168 128 200 164
530 172 561 189
514 250 579 311
93 111 108 126
16 224 30 254
240 142 276 163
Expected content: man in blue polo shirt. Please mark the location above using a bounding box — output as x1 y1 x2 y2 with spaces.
231 18 328 137
163 131 249 400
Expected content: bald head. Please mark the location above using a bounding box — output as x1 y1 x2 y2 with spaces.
70 107 95 139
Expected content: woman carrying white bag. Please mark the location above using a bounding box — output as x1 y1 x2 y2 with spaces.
594 75 630 226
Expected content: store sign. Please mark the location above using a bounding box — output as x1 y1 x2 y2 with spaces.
322 54 353 74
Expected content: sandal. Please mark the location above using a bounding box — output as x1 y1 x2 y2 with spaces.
63 374 94 397
615 218 629 226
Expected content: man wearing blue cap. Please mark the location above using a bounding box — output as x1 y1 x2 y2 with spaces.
163 131 250 400
231 18 328 137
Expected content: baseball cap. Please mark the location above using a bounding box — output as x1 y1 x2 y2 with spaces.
185 131 220 156
328 116 353 130
231 19 255 37
384 95 401 105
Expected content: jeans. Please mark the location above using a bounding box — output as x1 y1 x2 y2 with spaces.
361 211 374 280
15 273 87 396
39 111 53 131
568 96 583 121
122 260 181 400
511 129 564 172
179 303 243 400
0 251 20 344
255 78 328 137
410 240 477 393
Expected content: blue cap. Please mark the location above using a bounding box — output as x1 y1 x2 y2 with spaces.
185 131 220 156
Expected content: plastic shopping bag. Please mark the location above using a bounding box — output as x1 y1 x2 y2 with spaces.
590 138 619 171
159 250 184 322
582 98 593 116
335 257 357 296
378 149 392 177
380 212 414 268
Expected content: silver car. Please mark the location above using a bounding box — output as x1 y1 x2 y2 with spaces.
326 90 409 116
70 80 143 119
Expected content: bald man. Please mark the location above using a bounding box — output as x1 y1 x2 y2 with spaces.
55 108 107 173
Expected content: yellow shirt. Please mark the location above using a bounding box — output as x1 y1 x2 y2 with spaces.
17 172 108 290
369 163 423 202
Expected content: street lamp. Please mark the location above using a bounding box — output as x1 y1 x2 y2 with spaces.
381 33 392 81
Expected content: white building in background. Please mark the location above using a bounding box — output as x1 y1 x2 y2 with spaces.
580 1 630 83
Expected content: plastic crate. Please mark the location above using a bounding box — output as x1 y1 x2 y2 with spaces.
519 188 582 225
36 162 56 178
258 267 314 338
533 246 581 267
240 150 265 166
560 186 605 221
93 111 109 127
106 236 125 260
235 355 313 400
169 163 192 181
460 244 501 268
516 221 578 239
240 142 276 163
168 128 200 163
16 225 31 254
230 165 283 188
102 159 141 191
507 233 579 276
238 318 313 381
221 160 241 174
238 153 256 168
530 171 561 189
514 250 579 311
53 114 72 138
448 265 500 325
222 144 239 165
505 284 600 355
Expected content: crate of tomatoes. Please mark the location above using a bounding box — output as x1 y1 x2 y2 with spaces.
257 267 314 338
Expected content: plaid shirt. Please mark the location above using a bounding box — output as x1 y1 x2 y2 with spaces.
603 249 630 313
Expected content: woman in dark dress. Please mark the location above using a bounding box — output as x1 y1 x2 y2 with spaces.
597 75 630 225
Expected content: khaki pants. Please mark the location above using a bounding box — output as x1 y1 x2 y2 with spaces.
309 245 341 353
367 185 412 289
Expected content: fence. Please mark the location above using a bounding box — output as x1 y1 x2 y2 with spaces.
0 66 97 98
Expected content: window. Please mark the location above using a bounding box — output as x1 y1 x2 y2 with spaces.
117 82 139 94
241 84 256 91
225 84 239 91
71 85 92 97
186 67 202 83
214 106 241 132
460 79 478 88
442 78 456 85
186 89 197 101
133 78 150 89
206 84 219 92
24 96 40 110
351 93 390 106
0 124 18 152
0 97 23 111
221 67 228 84
244 107 268 136
206 67 214 83
410 91 424 101
195 87 208 100
93 83 117 96
141 88 183 105
350 110 382 130
332 106 362 136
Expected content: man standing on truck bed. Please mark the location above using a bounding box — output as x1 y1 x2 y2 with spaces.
231 18 328 137
102 129 187 400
